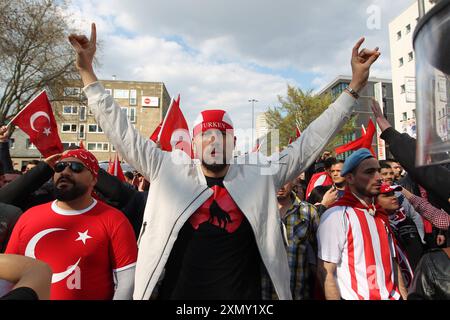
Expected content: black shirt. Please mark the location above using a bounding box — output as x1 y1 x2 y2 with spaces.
160 177 261 300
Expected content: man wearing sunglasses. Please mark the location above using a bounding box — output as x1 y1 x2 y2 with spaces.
5 149 137 300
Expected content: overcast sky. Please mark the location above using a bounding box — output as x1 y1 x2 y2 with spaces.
68 0 416 151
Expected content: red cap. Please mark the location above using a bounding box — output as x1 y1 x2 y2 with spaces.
59 149 99 179
192 110 234 137
379 183 402 194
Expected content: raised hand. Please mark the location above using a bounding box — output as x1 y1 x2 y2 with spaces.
320 187 339 208
370 98 392 132
68 23 98 86
44 153 62 169
0 126 11 143
349 37 381 93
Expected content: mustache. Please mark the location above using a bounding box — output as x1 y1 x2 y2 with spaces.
56 176 75 185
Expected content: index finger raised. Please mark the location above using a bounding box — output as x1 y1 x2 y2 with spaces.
352 37 365 58
90 23 97 45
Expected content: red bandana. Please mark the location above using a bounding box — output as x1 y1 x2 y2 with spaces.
59 149 99 179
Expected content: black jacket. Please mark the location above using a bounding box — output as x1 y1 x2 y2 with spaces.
380 127 450 213
408 248 450 300
0 202 22 252
95 169 147 238
0 141 14 174
0 161 54 211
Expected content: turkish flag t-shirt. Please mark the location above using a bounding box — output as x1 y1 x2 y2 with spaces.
5 200 137 300
160 177 262 300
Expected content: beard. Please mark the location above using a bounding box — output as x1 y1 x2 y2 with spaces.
54 177 88 201
201 160 228 173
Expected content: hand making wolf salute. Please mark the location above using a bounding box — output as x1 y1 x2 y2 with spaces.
69 23 380 300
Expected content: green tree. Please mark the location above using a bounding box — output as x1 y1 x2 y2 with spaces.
265 85 356 154
0 0 79 124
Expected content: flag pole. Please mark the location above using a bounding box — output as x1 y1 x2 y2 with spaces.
158 98 174 142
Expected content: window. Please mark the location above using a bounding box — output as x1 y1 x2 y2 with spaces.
78 124 85 139
401 85 406 94
402 112 407 121
9 138 15 149
26 139 37 149
408 52 414 61
399 57 404 67
79 106 86 121
130 89 137 106
63 87 81 97
111 145 116 152
412 109 416 119
129 107 136 123
105 88 113 96
61 123 77 133
87 124 103 133
87 142 109 152
397 31 402 40
62 105 78 115
62 142 78 150
406 24 411 34
114 89 129 99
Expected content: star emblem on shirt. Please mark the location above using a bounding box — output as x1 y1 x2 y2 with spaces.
43 127 51 136
76 230 92 245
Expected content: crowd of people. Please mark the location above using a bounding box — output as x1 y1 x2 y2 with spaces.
0 23 448 300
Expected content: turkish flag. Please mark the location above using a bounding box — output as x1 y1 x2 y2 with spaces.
306 172 333 199
10 90 63 157
107 153 126 182
149 122 162 142
335 119 376 156
159 95 192 157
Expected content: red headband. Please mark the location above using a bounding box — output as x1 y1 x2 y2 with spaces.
59 149 99 178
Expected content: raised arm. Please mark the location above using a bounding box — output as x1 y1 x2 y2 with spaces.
69 23 168 181
0 126 14 174
371 99 450 205
274 38 381 188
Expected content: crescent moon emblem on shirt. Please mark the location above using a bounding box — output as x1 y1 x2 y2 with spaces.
30 111 51 132
25 228 82 284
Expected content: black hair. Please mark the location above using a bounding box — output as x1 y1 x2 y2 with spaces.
27 160 40 166
379 160 393 170
323 157 337 169
124 171 134 180
331 159 345 166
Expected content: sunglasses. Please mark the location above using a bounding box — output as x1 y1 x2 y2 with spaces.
54 161 86 174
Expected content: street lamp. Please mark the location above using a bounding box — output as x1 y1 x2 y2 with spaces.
248 99 258 145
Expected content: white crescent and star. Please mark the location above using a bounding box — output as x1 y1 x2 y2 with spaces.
29 111 51 135
25 228 92 284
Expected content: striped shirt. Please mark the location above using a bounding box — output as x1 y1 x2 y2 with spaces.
317 205 401 300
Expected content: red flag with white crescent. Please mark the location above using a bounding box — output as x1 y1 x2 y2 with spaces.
10 90 63 157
